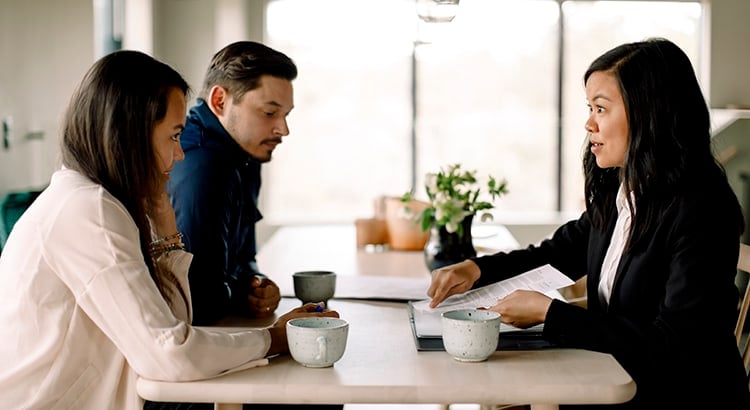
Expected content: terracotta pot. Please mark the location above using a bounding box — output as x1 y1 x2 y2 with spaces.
354 217 389 247
384 197 430 251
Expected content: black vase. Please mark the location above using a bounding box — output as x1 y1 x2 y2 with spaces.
424 215 477 272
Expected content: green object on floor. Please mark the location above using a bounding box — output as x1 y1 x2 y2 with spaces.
0 189 44 252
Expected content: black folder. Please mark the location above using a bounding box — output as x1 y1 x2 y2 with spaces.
407 301 558 351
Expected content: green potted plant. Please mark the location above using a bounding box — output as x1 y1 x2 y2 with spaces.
402 163 508 270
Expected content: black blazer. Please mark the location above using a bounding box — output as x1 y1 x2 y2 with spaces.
472 179 749 408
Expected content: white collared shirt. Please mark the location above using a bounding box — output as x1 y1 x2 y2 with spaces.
598 183 634 307
0 168 269 409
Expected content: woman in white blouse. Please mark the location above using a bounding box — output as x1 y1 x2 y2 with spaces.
0 50 337 410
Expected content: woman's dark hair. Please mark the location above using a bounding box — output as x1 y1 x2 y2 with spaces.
199 40 297 101
61 50 190 298
582 38 737 250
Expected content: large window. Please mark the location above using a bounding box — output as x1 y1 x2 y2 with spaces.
263 0 703 225
264 0 415 223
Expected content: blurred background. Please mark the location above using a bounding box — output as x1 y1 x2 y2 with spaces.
1 0 749 248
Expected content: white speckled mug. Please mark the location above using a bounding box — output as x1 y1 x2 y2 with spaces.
441 309 500 362
292 270 336 305
286 317 349 368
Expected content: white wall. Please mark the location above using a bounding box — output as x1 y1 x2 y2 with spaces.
709 0 750 108
151 0 265 107
0 0 94 198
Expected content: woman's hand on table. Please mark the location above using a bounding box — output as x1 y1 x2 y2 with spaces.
266 303 340 357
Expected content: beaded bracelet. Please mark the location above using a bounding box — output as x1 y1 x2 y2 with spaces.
149 242 185 258
150 232 183 247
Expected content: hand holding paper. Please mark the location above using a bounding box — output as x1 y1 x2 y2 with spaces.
413 264 574 314
409 264 574 338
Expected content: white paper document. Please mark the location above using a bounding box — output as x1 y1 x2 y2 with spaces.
409 264 574 337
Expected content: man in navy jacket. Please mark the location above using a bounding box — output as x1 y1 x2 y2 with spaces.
167 41 294 326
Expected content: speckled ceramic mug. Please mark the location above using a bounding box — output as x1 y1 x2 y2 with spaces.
293 270 336 305
441 309 500 362
286 317 349 368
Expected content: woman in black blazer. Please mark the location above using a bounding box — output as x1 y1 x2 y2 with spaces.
427 38 750 408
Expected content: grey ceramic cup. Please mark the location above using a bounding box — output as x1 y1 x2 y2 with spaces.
441 309 500 362
292 270 336 305
286 317 349 367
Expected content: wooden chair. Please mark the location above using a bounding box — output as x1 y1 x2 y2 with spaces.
561 276 588 308
735 243 750 388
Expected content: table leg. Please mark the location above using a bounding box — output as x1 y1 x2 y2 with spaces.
530 404 559 410
214 403 242 410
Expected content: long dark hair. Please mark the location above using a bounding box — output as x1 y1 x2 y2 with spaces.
199 40 297 101
583 38 733 250
61 50 190 298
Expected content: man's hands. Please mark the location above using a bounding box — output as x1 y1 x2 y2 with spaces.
247 275 282 318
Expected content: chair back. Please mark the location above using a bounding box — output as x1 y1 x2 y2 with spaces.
0 190 45 253
735 243 750 387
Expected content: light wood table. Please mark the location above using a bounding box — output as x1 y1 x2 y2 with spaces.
256 223 520 279
137 224 635 409
137 298 636 410
256 223 521 301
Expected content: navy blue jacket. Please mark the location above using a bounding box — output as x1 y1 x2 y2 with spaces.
472 176 750 408
167 99 263 325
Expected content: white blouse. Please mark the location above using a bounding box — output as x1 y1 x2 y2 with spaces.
597 183 634 307
0 169 269 409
